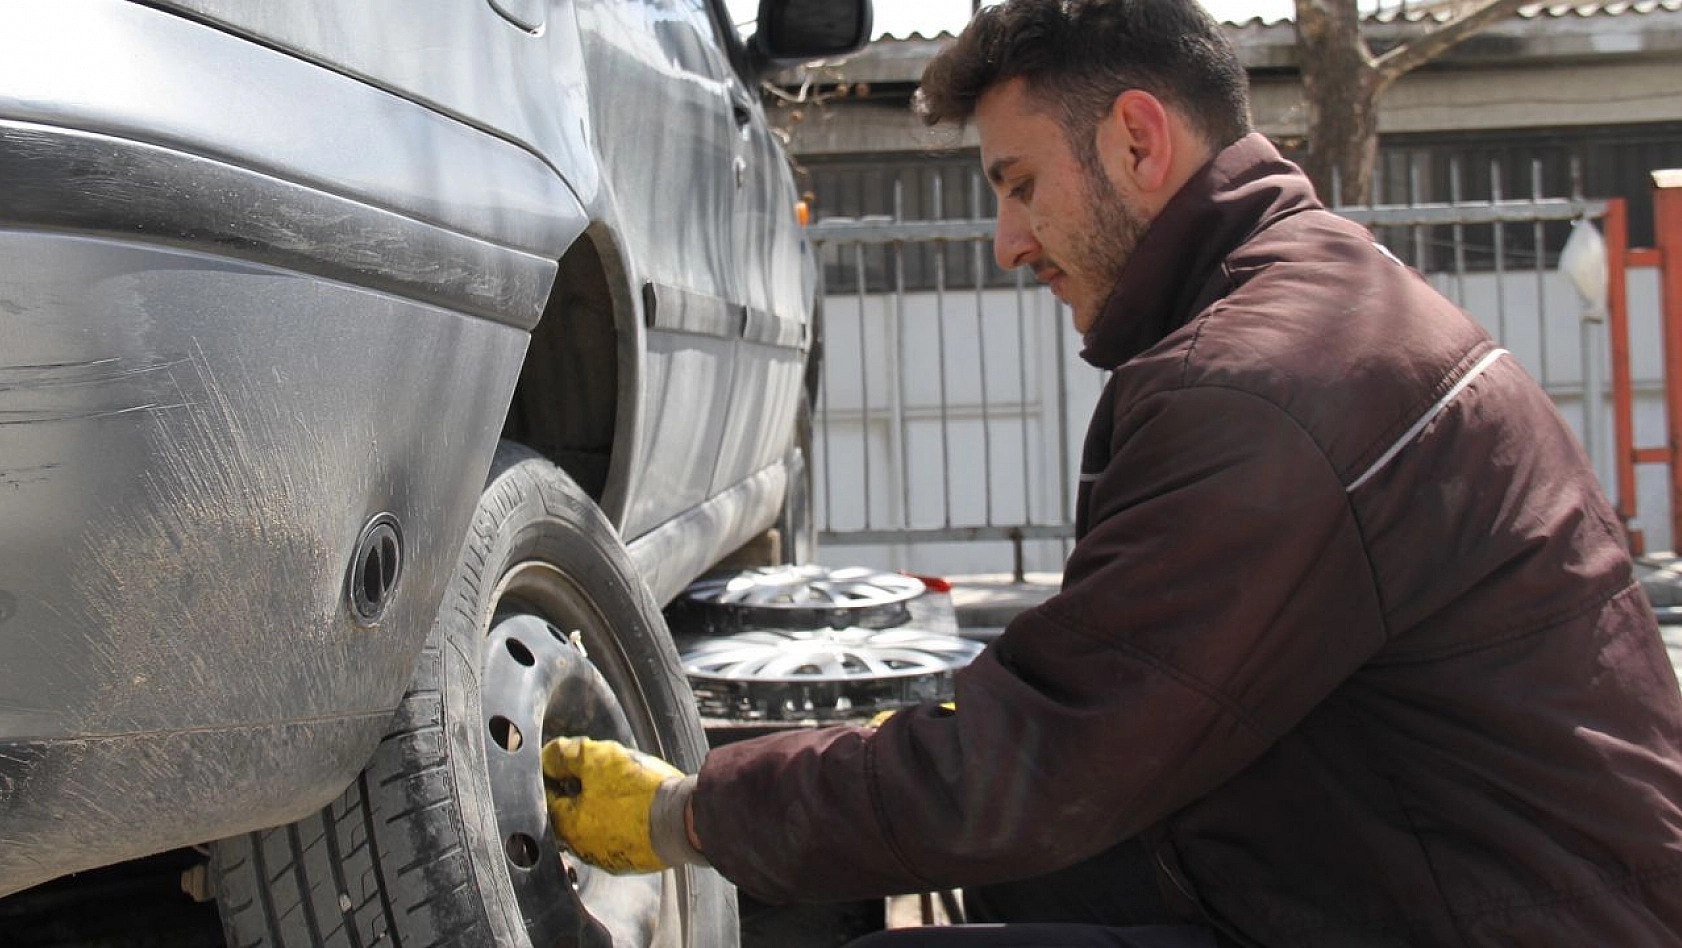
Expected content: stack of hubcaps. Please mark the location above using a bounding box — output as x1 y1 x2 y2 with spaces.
670 565 982 723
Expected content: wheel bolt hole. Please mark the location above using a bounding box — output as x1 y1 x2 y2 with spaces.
505 833 540 869
490 715 523 752
505 638 535 667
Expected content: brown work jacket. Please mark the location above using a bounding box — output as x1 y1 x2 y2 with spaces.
693 134 1682 946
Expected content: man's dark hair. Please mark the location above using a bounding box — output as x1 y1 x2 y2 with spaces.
915 0 1252 157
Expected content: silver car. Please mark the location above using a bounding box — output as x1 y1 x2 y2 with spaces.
0 0 867 944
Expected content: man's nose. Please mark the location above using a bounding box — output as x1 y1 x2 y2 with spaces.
993 203 1039 271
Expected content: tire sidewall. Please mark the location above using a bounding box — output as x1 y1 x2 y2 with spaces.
436 444 728 948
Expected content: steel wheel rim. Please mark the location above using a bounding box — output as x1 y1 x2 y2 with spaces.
481 561 664 947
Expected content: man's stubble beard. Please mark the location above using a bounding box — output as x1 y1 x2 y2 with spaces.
1072 156 1149 332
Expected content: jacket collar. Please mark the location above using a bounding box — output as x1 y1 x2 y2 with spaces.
1079 133 1322 370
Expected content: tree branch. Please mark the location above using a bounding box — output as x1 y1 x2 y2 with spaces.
1371 0 1530 93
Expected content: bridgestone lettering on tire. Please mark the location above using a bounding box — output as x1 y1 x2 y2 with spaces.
211 442 738 948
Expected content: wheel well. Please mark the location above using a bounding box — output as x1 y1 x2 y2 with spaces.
502 234 621 504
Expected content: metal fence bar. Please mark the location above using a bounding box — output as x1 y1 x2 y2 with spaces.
1335 199 1607 227
933 175 955 530
1533 161 1552 390
819 243 835 534
971 172 996 528
892 180 911 534
827 525 1077 546
853 241 873 529
1049 304 1076 568
1450 156 1468 303
1055 301 1073 534
1016 267 1033 528
807 200 1608 245
1409 155 1427 270
810 218 1007 243
1492 159 1509 344
1584 302 1606 492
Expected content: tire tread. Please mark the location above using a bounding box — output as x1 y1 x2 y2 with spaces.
211 442 731 948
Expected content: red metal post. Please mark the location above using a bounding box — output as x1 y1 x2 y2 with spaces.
1655 173 1682 549
1606 199 1638 551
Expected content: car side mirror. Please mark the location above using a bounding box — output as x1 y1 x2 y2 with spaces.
751 0 873 72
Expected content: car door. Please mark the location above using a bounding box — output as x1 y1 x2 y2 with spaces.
704 5 813 502
576 0 746 539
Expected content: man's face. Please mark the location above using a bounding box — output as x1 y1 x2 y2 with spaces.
975 78 1148 334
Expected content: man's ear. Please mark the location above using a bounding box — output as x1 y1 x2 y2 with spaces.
1095 90 1175 195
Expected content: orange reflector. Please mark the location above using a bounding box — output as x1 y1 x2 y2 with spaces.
796 200 811 228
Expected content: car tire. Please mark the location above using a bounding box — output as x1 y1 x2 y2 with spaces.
211 441 738 948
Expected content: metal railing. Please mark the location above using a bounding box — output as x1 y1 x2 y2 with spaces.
808 160 1664 578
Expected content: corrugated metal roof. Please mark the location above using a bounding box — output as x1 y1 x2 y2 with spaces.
1371 0 1682 24
869 0 1682 41
871 30 961 41
827 0 1681 85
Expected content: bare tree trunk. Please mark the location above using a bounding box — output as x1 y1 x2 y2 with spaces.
1292 0 1532 206
1294 0 1379 203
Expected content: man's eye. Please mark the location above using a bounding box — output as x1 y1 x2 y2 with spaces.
1009 180 1033 202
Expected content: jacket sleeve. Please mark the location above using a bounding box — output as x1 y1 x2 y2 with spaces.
692 385 1388 903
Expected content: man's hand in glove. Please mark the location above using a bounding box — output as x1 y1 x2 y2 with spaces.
541 736 707 875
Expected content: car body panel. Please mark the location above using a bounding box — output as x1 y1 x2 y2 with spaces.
0 227 527 895
4 1 587 268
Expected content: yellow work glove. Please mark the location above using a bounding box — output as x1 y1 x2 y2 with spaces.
867 700 955 729
541 736 706 875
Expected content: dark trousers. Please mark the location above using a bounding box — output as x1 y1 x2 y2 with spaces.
841 840 1219 947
